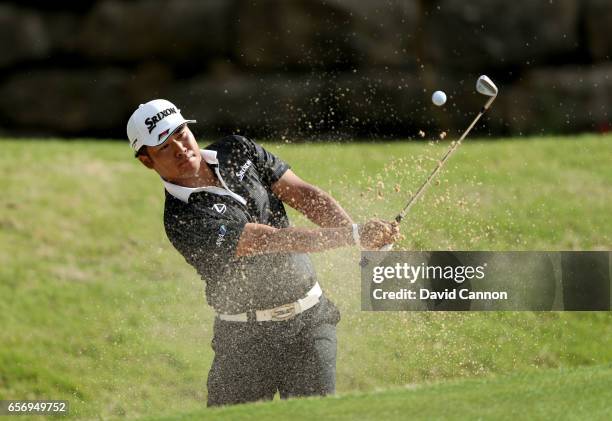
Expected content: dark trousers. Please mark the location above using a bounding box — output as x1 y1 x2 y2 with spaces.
207 305 337 406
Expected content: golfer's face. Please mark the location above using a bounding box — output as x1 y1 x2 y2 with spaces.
148 125 201 180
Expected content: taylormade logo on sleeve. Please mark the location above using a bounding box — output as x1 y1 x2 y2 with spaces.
145 107 177 133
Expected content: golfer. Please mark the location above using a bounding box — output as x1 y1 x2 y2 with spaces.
127 99 399 406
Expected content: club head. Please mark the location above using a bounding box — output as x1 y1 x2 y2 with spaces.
476 75 498 97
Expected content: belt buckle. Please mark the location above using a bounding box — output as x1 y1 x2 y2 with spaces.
270 303 296 321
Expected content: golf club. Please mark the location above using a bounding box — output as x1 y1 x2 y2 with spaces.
360 75 499 266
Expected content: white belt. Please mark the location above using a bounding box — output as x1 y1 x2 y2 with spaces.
218 282 322 322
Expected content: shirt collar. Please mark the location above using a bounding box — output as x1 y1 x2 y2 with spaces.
201 149 218 165
163 149 219 203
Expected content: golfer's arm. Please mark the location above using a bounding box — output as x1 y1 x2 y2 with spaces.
235 223 354 257
272 170 353 228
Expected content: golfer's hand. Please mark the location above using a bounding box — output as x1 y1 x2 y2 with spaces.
359 219 400 250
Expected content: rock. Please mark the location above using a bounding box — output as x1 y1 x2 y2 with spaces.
234 0 356 70
168 73 328 139
324 0 420 69
332 69 424 137
0 4 49 67
0 0 606 139
13 1 94 13
500 64 612 135
126 62 175 105
46 12 82 54
585 0 612 60
0 69 130 135
77 0 234 63
422 0 579 70
235 0 419 70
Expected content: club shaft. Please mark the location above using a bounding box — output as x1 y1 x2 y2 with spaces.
395 95 496 223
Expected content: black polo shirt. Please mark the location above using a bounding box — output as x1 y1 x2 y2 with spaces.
163 135 319 314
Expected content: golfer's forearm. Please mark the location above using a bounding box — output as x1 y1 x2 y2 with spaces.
272 170 353 227
284 184 353 228
235 224 355 256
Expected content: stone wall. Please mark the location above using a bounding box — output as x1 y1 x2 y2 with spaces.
0 0 610 140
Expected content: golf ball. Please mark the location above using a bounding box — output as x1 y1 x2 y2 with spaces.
432 90 447 106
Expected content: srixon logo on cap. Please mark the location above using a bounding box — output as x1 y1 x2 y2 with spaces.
145 107 177 133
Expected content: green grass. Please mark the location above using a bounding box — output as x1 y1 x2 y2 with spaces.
144 364 612 421
0 135 611 419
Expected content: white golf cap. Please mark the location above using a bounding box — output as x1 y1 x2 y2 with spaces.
126 99 196 153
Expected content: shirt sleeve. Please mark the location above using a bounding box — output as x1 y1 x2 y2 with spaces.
164 211 246 269
231 135 291 187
